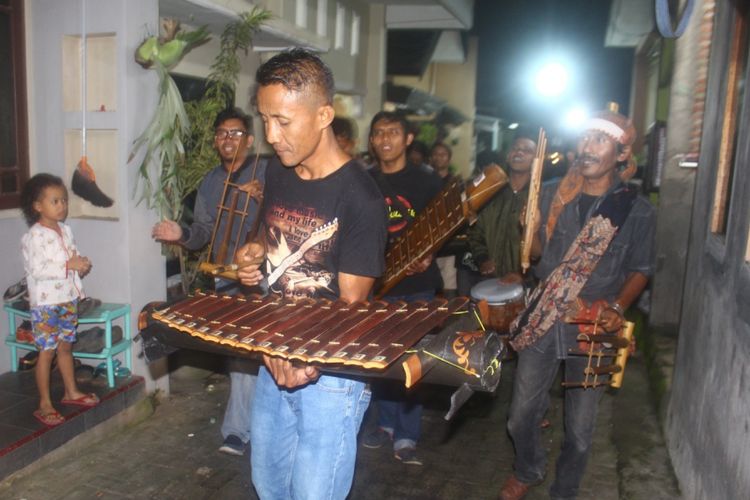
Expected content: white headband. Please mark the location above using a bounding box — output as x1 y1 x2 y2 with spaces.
584 118 625 141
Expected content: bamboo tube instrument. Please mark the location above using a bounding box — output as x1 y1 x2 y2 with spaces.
520 128 547 273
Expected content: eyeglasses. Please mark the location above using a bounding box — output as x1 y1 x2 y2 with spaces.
215 129 247 140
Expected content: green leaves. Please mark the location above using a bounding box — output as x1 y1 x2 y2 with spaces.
131 9 270 225
134 21 209 69
181 7 272 197
130 22 210 219
130 60 190 220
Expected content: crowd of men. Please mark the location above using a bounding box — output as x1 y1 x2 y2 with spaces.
152 48 655 500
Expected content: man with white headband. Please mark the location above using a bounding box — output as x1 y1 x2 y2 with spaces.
498 108 656 500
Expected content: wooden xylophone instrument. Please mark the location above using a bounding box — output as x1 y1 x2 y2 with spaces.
376 165 508 298
148 291 469 370
139 291 505 392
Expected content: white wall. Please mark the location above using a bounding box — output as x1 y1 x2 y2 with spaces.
0 0 167 392
1 0 387 387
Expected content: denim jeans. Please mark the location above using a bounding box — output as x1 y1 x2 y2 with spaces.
221 371 257 443
250 367 371 500
216 278 262 444
375 396 422 451
372 290 434 451
506 327 605 499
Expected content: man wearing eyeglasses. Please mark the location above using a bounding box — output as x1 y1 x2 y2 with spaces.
152 107 264 260
151 107 266 458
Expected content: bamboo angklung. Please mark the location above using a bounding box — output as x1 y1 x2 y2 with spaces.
520 128 547 273
199 150 263 280
562 321 635 389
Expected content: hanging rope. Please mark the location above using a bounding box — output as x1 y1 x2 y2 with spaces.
655 0 696 38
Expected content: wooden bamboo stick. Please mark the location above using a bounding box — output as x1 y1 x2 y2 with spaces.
520 128 547 273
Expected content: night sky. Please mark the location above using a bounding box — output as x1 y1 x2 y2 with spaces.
473 0 634 133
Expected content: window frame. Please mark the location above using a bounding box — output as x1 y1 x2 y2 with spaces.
710 12 747 237
0 0 29 210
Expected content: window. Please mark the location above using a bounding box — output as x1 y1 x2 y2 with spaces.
295 0 307 29
335 3 345 50
316 0 327 37
0 0 28 210
350 13 360 56
711 7 748 235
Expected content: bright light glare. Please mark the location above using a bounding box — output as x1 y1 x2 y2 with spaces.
535 62 569 97
563 106 588 130
508 122 519 130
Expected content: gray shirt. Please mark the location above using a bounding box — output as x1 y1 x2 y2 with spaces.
180 157 267 264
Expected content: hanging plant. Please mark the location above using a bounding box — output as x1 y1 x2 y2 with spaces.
173 8 271 294
181 8 272 195
129 19 210 220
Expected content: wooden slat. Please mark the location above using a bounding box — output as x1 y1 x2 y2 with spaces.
150 294 468 370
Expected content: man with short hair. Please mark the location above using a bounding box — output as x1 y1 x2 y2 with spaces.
429 142 454 180
499 109 655 500
429 141 459 296
151 106 265 458
362 111 444 466
468 133 538 283
235 48 387 500
331 116 358 157
406 140 431 171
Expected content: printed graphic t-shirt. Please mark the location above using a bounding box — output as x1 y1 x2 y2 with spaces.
370 163 444 296
262 158 387 301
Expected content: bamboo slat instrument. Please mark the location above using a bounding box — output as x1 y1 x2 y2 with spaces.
520 128 547 273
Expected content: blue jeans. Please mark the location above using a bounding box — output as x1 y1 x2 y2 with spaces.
372 291 434 451
221 371 256 443
506 328 605 499
217 278 265 444
375 396 422 451
250 367 371 500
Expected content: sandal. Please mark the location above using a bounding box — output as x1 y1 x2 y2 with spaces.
33 409 65 426
61 392 100 407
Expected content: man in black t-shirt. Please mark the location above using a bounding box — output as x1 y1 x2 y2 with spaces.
361 111 443 466
236 49 387 500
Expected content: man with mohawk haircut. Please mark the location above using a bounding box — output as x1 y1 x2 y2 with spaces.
235 48 387 500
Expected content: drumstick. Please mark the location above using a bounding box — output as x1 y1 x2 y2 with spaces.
520 128 546 273
209 255 265 275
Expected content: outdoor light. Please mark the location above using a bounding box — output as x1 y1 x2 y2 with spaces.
562 105 588 130
534 62 569 97
508 122 519 129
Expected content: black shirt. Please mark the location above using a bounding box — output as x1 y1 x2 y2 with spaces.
262 158 387 300
370 163 444 296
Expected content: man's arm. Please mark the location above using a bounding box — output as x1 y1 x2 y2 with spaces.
467 211 494 275
262 272 375 388
235 229 267 287
151 179 215 250
599 271 649 332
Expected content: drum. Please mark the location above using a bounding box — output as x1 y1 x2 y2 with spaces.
470 279 525 333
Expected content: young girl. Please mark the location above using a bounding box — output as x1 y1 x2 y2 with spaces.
20 173 99 427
